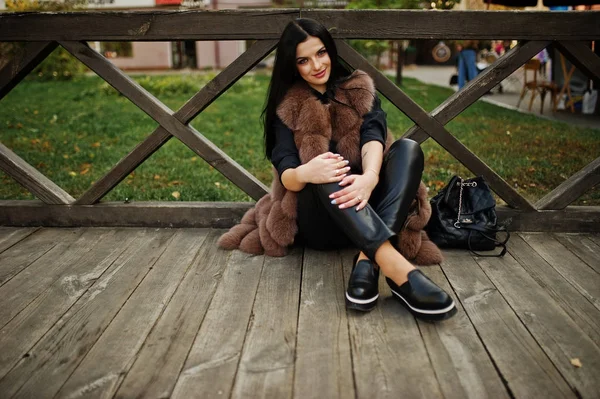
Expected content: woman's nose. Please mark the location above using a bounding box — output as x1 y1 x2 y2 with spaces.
313 59 321 70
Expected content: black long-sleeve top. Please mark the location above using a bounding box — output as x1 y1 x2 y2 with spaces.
270 89 387 181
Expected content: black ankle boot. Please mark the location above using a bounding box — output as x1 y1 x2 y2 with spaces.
386 269 456 321
346 254 379 312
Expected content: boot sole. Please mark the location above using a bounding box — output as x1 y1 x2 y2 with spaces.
390 289 457 321
345 293 379 312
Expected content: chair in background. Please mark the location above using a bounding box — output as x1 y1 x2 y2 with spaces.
516 59 559 114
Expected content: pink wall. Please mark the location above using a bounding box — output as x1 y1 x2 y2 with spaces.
111 42 172 70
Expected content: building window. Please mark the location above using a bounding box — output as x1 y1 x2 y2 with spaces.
100 42 133 58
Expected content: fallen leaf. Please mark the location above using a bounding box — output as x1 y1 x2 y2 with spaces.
50 114 58 124
63 154 69 159
154 175 161 180
74 145 80 153
570 358 582 368
16 123 23 129
34 110 39 115
91 142 101 148
171 191 181 199
214 182 221 188
80 168 90 175
168 180 183 186
69 171 77 177
190 157 197 162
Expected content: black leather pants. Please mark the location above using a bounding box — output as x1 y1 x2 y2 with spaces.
296 138 424 261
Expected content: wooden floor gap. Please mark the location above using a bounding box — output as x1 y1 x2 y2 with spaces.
227 252 267 398
438 259 516 399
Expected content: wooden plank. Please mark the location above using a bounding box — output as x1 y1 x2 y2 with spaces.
555 41 600 86
414 265 510 399
60 40 268 201
336 40 535 211
0 229 175 398
404 41 550 143
231 248 302 399
293 249 354 399
496 205 600 233
0 228 139 381
339 250 444 399
0 228 64 287
76 39 278 205
0 200 252 228
554 233 600 274
519 233 600 312
2 11 600 40
0 228 95 328
0 227 38 254
170 250 264 398
0 41 57 101
306 10 600 40
536 156 600 210
0 143 75 205
55 229 214 399
440 250 576 398
508 234 600 348
0 10 298 41
475 251 600 398
112 229 230 398
2 201 600 232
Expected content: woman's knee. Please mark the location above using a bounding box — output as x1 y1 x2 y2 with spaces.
387 138 424 168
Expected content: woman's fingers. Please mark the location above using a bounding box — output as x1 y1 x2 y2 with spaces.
356 198 369 211
337 175 355 188
331 190 364 209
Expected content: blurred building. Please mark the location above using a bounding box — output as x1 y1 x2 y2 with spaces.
87 0 271 70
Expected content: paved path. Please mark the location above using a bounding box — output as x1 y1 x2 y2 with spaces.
398 65 600 130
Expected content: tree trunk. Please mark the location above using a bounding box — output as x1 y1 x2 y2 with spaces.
396 41 403 86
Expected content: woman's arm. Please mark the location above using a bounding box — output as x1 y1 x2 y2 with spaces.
273 117 349 192
328 95 386 211
361 140 383 187
282 152 350 192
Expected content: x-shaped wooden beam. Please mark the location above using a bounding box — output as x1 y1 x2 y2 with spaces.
0 41 75 204
59 40 277 204
336 39 553 211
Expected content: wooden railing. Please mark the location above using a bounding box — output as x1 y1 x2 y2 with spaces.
1 10 599 231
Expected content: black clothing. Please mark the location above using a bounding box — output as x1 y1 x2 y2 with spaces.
271 93 387 183
296 139 424 260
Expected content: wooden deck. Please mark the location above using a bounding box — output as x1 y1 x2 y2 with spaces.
0 227 598 399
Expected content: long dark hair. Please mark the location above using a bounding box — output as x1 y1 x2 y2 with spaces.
262 18 350 160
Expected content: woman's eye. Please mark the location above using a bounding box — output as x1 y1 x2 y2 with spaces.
297 59 307 65
318 49 327 56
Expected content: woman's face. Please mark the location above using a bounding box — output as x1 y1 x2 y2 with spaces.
295 35 331 93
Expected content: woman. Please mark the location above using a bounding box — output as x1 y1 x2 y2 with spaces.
220 18 456 321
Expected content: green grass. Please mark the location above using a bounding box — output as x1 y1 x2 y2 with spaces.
1 73 598 205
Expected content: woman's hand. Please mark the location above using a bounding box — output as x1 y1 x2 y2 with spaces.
296 152 351 184
329 170 379 211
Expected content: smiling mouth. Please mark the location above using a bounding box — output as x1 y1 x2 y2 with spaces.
313 69 327 78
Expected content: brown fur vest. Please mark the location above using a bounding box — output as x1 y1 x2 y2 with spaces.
218 70 443 265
